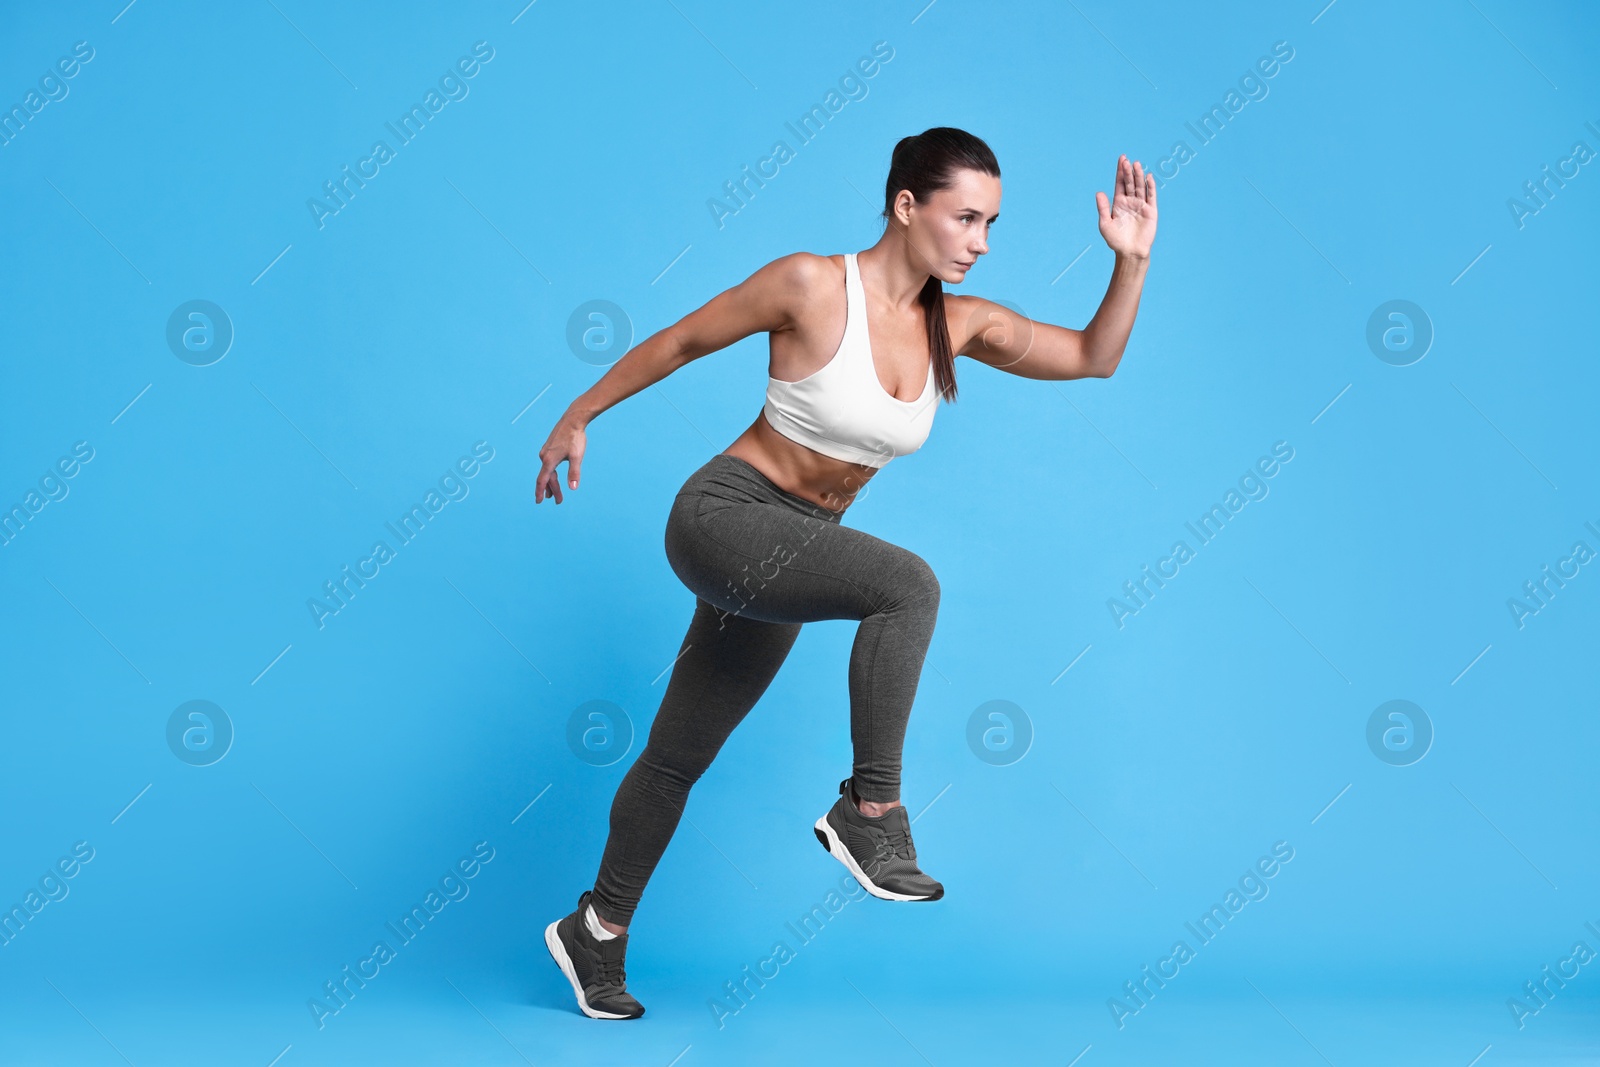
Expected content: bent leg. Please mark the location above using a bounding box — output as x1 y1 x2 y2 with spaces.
845 551 939 802
677 498 942 803
589 597 800 927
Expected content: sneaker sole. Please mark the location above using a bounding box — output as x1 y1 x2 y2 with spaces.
543 919 639 1020
812 815 942 902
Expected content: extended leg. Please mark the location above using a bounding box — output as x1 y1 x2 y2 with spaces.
588 597 800 928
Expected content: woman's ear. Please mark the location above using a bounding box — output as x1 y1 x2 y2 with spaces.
894 190 916 227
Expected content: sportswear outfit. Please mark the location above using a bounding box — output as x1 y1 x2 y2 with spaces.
549 253 947 1017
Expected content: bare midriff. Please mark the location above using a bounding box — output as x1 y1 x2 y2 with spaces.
722 410 882 516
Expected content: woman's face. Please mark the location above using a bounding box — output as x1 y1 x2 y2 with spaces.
900 167 1002 284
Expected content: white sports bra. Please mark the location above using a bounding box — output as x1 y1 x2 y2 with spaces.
762 252 939 469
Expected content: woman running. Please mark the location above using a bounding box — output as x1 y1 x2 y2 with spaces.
537 127 1157 1019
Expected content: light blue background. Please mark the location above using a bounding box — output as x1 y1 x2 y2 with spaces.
2 0 1597 1063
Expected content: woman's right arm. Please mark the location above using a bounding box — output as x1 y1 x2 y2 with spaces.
534 252 821 504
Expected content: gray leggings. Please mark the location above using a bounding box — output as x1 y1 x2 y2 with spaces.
589 453 941 926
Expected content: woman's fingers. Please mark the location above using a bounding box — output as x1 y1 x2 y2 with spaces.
1132 160 1145 200
535 421 586 502
536 458 564 504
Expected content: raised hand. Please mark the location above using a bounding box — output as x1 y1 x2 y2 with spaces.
1095 155 1158 258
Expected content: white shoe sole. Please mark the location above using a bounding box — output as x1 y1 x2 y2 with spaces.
813 815 940 902
544 919 636 1020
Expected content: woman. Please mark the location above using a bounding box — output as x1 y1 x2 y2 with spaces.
538 127 1157 1019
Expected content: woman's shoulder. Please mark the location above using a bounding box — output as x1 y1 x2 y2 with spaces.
754 250 844 291
727 253 844 324
938 291 994 360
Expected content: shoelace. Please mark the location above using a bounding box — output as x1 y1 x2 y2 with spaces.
871 825 915 865
593 949 626 991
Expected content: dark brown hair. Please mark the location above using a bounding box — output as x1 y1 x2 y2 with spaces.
881 126 1000 404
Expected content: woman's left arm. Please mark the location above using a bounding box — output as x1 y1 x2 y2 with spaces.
957 154 1157 381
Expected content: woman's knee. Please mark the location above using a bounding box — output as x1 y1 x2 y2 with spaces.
882 549 940 615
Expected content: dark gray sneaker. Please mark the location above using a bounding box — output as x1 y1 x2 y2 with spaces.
813 778 944 901
544 890 646 1020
